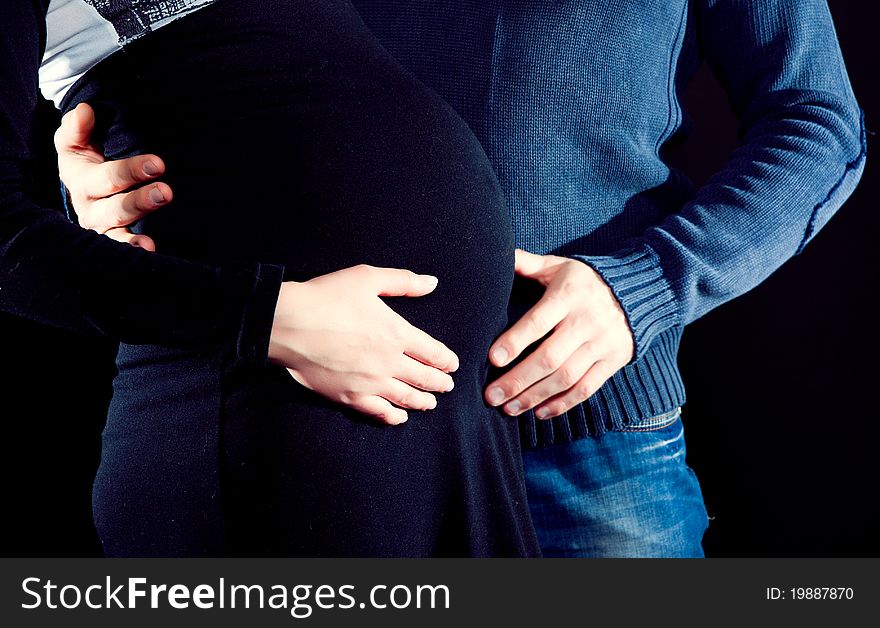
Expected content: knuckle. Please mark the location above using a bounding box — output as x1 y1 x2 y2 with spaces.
133 187 152 210
579 341 596 361
104 169 121 193
559 280 579 299
128 160 144 183
426 344 445 366
539 350 562 372
338 391 356 406
552 402 569 416
558 365 580 387
408 372 428 390
556 402 574 417
78 213 96 230
386 323 406 344
52 129 65 151
506 375 526 396
576 380 596 399
403 271 417 290
110 205 129 228
504 332 524 354
527 311 548 333
542 290 565 308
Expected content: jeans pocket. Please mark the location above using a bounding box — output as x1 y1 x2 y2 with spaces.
619 407 682 432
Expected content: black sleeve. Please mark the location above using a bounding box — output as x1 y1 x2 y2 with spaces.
0 0 284 364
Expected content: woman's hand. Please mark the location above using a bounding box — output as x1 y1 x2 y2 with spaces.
270 265 459 425
57 103 459 426
55 103 171 251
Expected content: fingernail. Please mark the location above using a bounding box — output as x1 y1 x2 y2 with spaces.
143 161 161 176
488 387 505 405
427 397 438 410
536 407 551 420
444 379 455 392
505 400 522 415
422 275 439 286
493 347 509 365
149 187 166 204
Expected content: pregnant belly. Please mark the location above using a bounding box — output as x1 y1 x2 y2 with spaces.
67 0 514 365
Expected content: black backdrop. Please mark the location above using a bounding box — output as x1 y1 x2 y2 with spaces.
1 0 877 557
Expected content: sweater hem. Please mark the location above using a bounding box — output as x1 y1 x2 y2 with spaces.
519 327 686 450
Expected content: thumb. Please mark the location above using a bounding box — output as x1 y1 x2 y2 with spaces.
58 103 97 152
369 267 439 297
514 248 549 278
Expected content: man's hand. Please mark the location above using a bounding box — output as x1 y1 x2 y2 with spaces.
54 102 172 251
485 249 634 420
270 265 459 425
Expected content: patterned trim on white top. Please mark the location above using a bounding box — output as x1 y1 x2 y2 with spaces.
39 0 216 107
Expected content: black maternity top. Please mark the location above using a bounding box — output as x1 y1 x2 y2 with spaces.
0 0 540 556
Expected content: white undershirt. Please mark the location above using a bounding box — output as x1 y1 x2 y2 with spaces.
39 0 215 108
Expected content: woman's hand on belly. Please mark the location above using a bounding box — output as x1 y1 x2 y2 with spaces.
56 104 171 251
268 265 460 425
56 105 459 426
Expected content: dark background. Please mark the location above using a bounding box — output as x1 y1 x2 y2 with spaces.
1 1 877 557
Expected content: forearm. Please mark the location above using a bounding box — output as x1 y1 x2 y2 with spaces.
0 1 284 363
0 174 284 359
576 0 867 358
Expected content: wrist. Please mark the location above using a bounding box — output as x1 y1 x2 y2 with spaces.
572 247 678 360
268 281 302 364
224 262 285 366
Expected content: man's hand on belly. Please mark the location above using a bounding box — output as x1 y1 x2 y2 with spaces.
56 103 171 251
485 249 635 420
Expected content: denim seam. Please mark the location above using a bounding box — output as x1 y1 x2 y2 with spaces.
620 406 682 432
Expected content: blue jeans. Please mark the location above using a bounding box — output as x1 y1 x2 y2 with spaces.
522 408 709 557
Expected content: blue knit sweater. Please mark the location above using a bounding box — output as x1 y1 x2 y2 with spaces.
352 0 867 447
0 1 866 450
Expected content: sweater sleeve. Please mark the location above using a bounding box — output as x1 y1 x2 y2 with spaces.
0 0 284 364
573 0 866 360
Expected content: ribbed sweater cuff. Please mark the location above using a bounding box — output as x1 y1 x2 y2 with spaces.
223 262 285 367
573 247 678 360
